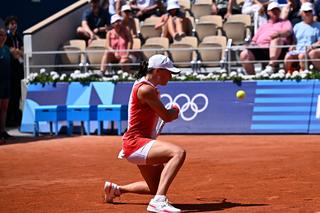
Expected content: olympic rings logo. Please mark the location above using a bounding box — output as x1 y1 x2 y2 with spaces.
160 93 209 121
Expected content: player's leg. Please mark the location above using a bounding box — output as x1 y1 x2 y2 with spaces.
117 164 164 195
146 140 186 195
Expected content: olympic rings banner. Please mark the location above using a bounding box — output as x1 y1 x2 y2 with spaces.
21 80 320 134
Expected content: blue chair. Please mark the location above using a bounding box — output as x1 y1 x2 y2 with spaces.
34 105 67 136
97 104 128 135
66 105 97 135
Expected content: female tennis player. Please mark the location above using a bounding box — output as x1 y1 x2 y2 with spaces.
104 54 185 213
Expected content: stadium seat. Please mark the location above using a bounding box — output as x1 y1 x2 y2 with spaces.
170 36 198 68
179 0 191 16
34 105 67 136
142 37 169 59
191 4 212 20
89 39 106 47
198 35 227 67
198 15 223 35
60 45 82 67
86 45 106 70
140 16 162 40
97 104 128 135
195 22 218 41
66 105 97 135
223 14 252 45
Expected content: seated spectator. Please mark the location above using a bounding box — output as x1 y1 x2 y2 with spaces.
76 0 111 45
240 2 292 75
116 0 128 14
121 4 138 37
211 0 242 19
241 0 268 32
101 14 133 73
129 0 165 21
155 0 186 41
285 2 320 72
281 0 302 26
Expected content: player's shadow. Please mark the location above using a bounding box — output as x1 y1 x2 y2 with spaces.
113 200 268 212
174 200 268 212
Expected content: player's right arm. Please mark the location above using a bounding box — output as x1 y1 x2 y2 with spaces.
138 84 178 122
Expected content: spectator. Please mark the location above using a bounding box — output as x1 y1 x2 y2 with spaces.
211 0 242 19
0 27 12 142
155 0 186 41
284 2 320 72
281 0 302 26
77 0 111 45
129 0 165 21
241 0 268 32
116 0 128 14
240 2 292 74
5 16 23 127
121 4 138 37
100 14 133 73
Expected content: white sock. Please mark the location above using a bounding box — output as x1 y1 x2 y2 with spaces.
154 195 166 202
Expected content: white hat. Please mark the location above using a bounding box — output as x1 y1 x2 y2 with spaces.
267 2 280 11
300 2 314 12
121 4 131 12
167 1 180 11
110 14 123 24
148 54 181 74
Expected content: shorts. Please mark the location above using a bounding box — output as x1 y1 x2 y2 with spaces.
249 47 288 61
118 140 156 165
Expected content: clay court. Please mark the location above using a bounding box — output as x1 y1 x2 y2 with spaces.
1 135 320 213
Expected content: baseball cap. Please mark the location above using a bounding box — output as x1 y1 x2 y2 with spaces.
110 14 123 24
300 2 314 12
267 2 280 11
121 4 131 12
167 1 180 11
148 54 181 74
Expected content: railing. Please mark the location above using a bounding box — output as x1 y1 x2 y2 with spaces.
24 43 319 77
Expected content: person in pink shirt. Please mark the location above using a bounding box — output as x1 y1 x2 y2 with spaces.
100 14 133 73
240 2 292 74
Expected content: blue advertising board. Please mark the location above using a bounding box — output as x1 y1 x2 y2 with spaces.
21 80 320 134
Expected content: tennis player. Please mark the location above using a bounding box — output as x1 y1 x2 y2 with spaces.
104 54 185 213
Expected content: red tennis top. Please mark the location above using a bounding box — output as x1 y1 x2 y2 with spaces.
122 78 159 157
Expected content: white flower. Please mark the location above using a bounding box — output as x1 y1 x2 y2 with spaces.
221 73 227 78
278 69 285 75
229 71 237 77
285 73 291 79
117 70 123 75
122 72 129 78
50 71 58 76
40 68 46 74
180 75 187 81
112 75 119 81
309 64 314 70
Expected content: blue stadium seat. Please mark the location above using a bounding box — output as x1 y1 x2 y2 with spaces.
97 104 128 135
34 105 67 136
66 105 97 135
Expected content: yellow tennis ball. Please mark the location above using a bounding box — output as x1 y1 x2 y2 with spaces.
236 90 246 100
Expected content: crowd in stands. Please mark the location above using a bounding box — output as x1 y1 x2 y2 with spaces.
72 0 320 75
0 15 24 142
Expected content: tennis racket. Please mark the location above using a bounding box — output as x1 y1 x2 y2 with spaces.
155 118 166 137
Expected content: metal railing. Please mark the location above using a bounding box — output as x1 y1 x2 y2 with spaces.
24 42 320 77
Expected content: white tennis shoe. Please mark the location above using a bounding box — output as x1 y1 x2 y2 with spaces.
147 197 181 213
104 181 120 203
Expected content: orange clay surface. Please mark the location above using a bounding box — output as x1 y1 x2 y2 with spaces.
1 135 320 213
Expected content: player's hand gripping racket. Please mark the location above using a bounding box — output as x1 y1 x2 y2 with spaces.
155 104 180 137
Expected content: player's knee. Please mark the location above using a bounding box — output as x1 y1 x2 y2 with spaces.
174 147 186 162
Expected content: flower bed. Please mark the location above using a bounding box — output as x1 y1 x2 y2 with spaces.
26 68 320 85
